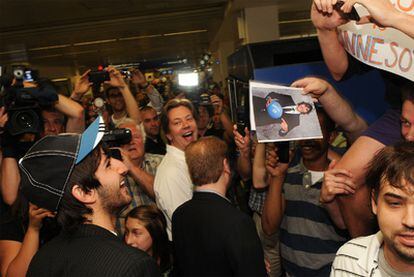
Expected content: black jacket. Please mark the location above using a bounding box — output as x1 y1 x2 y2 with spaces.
172 191 266 276
253 92 300 132
28 224 160 277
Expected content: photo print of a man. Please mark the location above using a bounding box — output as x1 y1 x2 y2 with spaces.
250 81 322 143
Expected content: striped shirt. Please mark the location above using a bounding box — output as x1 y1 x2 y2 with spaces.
281 159 349 276
331 232 382 277
115 153 164 234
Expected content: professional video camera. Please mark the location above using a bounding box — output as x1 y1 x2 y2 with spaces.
0 66 57 136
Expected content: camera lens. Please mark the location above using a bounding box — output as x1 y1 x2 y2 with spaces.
13 69 24 79
16 111 35 128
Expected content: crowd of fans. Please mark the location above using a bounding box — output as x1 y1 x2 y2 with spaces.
0 0 413 276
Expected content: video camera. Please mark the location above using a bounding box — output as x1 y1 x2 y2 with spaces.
102 128 132 161
0 66 57 136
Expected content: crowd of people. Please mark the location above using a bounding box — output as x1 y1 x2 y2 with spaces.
0 0 413 276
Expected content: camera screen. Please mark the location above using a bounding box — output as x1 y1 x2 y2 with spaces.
24 70 34 82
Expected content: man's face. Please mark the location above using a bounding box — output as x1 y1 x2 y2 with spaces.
166 105 198 151
141 109 160 138
401 100 414 142
119 123 145 161
197 105 210 130
42 110 64 136
372 180 414 265
107 88 126 112
95 151 131 214
297 103 311 114
298 113 330 162
124 217 153 255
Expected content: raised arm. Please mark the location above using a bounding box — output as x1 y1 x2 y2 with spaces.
252 143 267 189
319 160 357 229
119 149 155 199
342 0 414 38
131 69 164 113
106 67 141 124
261 146 288 235
54 94 85 133
211 95 234 141
312 0 349 80
6 204 54 277
233 125 251 181
292 77 368 143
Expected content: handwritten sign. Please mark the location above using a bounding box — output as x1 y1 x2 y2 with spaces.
338 0 414 81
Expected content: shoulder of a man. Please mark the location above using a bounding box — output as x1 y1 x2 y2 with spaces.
331 234 379 277
120 246 161 276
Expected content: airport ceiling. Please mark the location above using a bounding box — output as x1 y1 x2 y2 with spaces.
0 0 312 69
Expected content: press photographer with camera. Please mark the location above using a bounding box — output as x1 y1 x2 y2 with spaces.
0 69 84 276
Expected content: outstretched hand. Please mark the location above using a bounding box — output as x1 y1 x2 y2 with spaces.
265 145 289 179
291 77 331 99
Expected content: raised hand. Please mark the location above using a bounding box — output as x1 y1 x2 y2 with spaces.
72 69 92 100
311 0 348 30
28 203 55 231
265 145 289 179
130 68 148 87
291 77 331 99
320 160 356 204
105 66 127 88
233 124 250 154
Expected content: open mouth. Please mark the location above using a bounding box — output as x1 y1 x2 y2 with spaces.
120 179 127 188
182 131 194 141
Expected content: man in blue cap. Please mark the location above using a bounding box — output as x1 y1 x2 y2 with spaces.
19 116 159 276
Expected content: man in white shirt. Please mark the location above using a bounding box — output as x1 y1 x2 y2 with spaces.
331 141 414 276
154 98 198 239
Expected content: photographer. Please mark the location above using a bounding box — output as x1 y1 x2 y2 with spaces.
0 74 84 276
72 67 141 128
130 69 164 113
197 94 233 142
104 67 141 127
